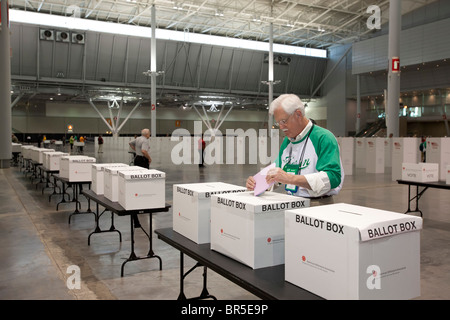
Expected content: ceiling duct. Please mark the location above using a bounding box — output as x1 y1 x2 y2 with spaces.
72 33 85 44
56 31 70 42
39 29 54 41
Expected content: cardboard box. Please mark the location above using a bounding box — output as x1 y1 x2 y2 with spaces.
337 137 354 176
211 191 310 269
12 143 22 153
366 138 384 173
118 169 166 210
384 138 392 168
355 138 366 169
91 163 128 195
103 166 146 202
44 151 68 170
446 165 450 185
285 203 422 300
38 149 55 164
391 138 419 181
173 182 247 244
401 162 439 182
59 156 96 182
30 147 49 163
21 145 35 159
426 137 450 181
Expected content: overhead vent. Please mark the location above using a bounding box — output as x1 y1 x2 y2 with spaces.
263 54 292 65
39 29 54 41
71 33 85 44
56 31 70 42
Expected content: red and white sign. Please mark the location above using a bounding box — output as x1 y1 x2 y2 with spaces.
392 57 400 72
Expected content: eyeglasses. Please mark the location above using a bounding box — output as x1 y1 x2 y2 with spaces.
274 113 294 128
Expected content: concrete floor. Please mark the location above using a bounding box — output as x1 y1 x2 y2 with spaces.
1 142 449 300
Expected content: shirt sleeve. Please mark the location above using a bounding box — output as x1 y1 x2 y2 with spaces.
141 139 151 153
306 128 342 196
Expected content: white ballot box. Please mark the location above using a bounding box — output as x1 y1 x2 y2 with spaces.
392 138 419 181
38 149 55 165
173 182 247 244
21 145 35 159
446 165 450 185
59 156 96 181
103 166 146 202
285 203 422 300
118 169 166 210
30 148 48 163
384 138 392 168
337 137 354 176
427 137 450 181
91 163 128 195
44 151 68 170
366 138 384 173
355 138 366 169
12 143 22 153
401 163 439 182
211 191 310 269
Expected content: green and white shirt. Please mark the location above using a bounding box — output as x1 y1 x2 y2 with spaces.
275 121 344 198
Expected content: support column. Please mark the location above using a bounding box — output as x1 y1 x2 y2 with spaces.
356 74 361 133
0 0 12 168
386 0 401 137
268 22 274 132
150 5 157 138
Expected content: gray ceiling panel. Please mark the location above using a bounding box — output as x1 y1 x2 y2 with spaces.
11 22 325 108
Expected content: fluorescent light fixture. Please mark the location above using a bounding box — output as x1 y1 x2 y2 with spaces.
9 9 326 58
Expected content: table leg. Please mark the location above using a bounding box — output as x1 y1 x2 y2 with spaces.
68 184 95 224
56 181 71 210
120 213 162 277
88 203 122 246
177 255 216 300
404 184 426 217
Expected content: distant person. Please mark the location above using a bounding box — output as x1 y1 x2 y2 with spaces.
420 137 427 162
79 136 85 153
69 136 74 151
38 134 43 147
198 135 206 167
98 135 104 153
129 129 152 169
11 134 19 143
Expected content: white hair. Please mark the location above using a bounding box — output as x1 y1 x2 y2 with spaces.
269 94 305 116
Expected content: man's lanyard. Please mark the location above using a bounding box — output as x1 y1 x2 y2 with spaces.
284 124 314 193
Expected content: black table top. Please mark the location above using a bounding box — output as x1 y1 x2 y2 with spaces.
82 189 171 216
155 228 323 300
53 174 91 184
397 179 450 190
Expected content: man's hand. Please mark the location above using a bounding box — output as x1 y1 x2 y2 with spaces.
246 176 256 191
266 167 292 185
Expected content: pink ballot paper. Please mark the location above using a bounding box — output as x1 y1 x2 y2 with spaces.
253 163 276 196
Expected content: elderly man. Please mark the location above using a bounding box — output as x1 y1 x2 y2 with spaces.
246 94 344 205
129 128 152 169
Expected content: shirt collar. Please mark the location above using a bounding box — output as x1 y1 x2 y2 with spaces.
288 120 312 143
